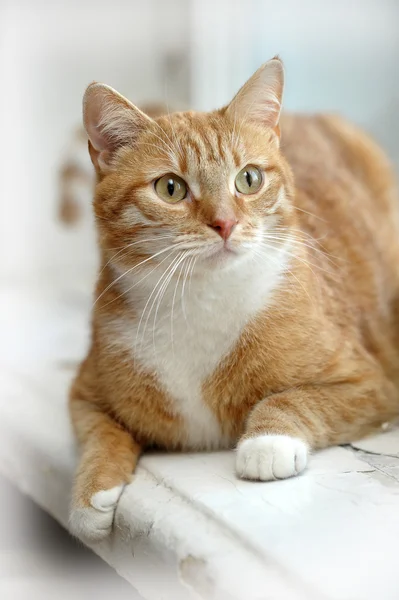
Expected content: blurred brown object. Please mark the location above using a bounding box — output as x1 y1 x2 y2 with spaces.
58 102 168 226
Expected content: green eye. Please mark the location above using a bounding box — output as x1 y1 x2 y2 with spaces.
155 174 187 203
235 165 262 195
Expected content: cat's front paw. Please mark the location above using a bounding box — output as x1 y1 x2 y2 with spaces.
236 434 308 481
69 485 124 543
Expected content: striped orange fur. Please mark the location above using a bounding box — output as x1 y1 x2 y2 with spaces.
69 58 399 541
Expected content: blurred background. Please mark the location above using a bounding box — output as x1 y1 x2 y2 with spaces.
0 0 398 597
1 0 399 280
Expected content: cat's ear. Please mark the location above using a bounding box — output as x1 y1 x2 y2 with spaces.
226 57 284 137
83 83 153 172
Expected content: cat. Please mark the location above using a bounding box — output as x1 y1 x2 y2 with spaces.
69 57 399 542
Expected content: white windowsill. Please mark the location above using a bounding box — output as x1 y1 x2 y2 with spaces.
1 276 399 600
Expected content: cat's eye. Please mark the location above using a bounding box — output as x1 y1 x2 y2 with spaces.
155 174 187 203
235 165 262 195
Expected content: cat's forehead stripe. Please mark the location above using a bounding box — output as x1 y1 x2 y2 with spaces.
148 112 249 192
173 119 240 174
216 129 227 162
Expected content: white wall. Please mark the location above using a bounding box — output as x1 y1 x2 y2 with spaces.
190 0 399 159
1 0 189 278
1 0 398 280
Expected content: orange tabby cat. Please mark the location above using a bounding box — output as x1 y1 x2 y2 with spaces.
69 57 399 541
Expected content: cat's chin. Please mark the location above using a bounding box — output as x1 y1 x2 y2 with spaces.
201 244 246 268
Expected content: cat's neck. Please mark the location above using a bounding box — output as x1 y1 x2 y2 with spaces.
109 239 292 320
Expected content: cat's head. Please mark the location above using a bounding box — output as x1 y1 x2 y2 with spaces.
83 57 294 275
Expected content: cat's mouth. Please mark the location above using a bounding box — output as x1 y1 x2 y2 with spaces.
200 240 244 264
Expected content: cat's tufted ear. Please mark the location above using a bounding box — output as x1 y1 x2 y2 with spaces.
83 83 153 172
226 57 284 137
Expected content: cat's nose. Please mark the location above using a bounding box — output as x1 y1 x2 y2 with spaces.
208 219 237 241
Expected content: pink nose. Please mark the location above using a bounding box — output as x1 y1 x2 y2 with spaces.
208 219 237 241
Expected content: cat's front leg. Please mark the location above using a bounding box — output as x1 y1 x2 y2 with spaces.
69 383 141 542
236 377 398 481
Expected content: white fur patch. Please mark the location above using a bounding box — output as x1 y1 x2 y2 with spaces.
107 240 291 451
69 485 124 542
236 435 308 481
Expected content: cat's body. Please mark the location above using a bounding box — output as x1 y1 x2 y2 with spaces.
86 220 287 451
69 59 399 542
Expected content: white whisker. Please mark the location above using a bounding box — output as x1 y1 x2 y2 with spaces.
181 253 196 323
188 253 200 299
170 251 190 353
251 246 313 305
99 247 180 310
292 205 328 223
262 233 339 266
94 241 186 306
136 252 183 350
149 252 187 356
258 240 335 289
100 234 176 275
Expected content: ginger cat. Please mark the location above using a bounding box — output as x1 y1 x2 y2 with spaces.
69 57 399 542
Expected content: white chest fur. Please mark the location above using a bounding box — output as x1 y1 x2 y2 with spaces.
109 247 289 450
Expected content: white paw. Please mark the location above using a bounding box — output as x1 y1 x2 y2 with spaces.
69 485 124 543
236 435 308 481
